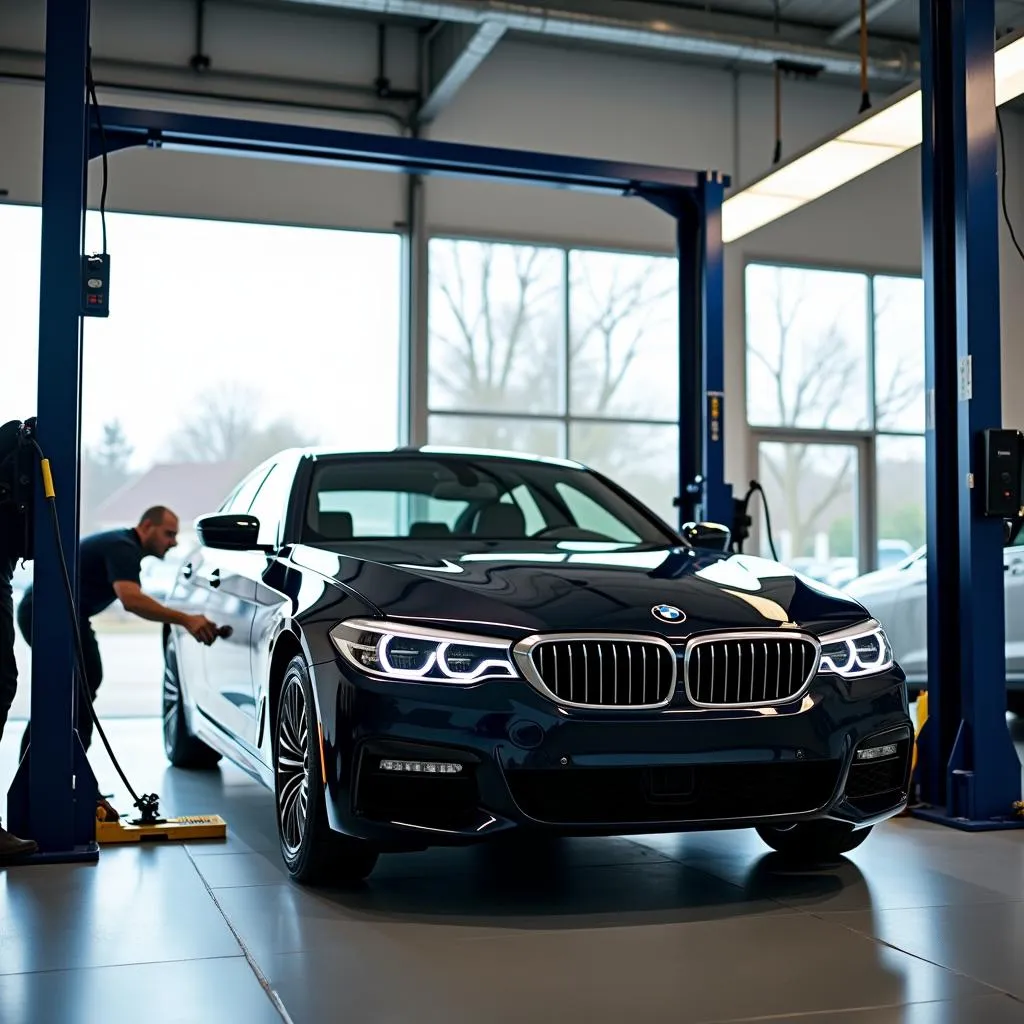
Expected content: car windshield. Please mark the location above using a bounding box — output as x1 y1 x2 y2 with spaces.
299 454 678 546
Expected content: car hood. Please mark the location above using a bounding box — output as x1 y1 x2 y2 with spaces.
289 541 870 639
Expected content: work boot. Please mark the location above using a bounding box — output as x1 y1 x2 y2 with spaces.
0 819 37 861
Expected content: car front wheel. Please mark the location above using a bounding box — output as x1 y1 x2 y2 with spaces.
755 821 872 862
163 633 222 769
274 655 379 885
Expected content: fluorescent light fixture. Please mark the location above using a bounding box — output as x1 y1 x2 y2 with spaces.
722 28 1024 244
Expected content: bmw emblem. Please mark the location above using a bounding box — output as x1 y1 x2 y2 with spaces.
652 604 685 624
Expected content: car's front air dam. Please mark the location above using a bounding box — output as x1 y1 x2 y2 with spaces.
310 661 913 844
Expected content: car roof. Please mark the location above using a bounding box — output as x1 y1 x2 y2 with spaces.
277 444 588 472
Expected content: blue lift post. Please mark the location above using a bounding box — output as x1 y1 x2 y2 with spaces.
5 0 101 863
915 0 1024 829
6 3 731 863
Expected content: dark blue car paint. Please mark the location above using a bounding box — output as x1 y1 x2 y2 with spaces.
171 450 914 850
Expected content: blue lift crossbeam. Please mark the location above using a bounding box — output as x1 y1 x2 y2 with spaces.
8 0 733 862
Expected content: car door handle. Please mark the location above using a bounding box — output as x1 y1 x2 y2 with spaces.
209 569 221 588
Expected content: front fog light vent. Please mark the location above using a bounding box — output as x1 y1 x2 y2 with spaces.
379 759 463 774
856 743 898 761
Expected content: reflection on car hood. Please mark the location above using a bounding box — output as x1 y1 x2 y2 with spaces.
289 541 870 638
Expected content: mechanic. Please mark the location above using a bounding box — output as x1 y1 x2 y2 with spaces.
12 505 221 764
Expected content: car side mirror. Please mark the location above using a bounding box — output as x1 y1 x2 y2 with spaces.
681 520 732 552
1005 518 1024 547
196 513 261 551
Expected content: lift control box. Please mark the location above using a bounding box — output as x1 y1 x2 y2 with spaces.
81 253 110 317
980 428 1024 517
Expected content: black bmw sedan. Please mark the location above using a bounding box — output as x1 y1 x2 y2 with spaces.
162 446 914 883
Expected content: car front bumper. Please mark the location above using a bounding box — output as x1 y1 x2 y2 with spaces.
310 658 913 850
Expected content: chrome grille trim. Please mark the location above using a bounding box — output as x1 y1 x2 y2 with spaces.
683 631 821 709
513 633 677 710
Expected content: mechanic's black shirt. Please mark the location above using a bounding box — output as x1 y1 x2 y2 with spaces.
76 528 144 619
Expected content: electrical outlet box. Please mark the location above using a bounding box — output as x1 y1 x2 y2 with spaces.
980 428 1024 517
81 253 110 317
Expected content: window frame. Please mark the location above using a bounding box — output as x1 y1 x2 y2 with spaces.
742 256 925 575
424 233 681 519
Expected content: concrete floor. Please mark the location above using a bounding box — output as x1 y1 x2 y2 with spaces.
2 717 1024 1024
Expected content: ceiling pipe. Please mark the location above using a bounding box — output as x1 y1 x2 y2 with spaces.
289 0 918 81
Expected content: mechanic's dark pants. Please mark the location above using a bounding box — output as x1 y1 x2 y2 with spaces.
0 555 17 748
15 586 102 758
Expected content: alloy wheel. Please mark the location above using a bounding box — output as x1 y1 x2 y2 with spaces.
277 673 310 858
162 644 180 757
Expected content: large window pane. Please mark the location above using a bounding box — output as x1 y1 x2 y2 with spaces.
428 239 564 415
569 422 678 525
756 441 859 580
876 434 925 559
79 211 402 538
568 250 678 421
428 413 564 458
874 275 925 432
746 264 870 430
0 205 41 423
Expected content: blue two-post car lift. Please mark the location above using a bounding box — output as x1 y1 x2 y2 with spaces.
10 0 1021 865
6 0 732 863
915 0 1024 831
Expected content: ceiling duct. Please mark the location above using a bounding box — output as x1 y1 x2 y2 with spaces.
290 0 918 80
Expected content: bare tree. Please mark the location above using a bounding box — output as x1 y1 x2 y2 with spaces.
749 267 920 560
430 240 674 478
166 383 312 471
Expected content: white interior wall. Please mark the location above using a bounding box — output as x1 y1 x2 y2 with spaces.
3 0 1024 496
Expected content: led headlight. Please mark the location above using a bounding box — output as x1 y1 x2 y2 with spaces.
330 618 518 684
818 619 894 678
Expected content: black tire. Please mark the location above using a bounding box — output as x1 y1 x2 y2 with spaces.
756 821 872 862
163 632 222 769
274 655 379 885
1008 692 1024 717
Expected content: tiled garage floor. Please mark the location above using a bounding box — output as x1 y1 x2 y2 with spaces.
2 717 1024 1024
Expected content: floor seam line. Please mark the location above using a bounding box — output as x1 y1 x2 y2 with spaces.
806 910 1022 1000
184 846 296 1024
0 954 249 979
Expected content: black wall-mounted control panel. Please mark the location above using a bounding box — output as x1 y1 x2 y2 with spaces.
981 428 1024 517
81 253 110 317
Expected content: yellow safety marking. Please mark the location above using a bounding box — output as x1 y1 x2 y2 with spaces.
96 814 228 845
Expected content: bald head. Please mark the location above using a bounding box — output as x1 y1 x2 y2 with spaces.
136 506 179 558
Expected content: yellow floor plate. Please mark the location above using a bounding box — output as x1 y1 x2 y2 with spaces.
96 815 228 845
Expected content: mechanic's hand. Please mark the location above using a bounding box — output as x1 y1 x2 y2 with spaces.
185 614 219 645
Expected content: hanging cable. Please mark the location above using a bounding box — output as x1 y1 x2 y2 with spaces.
85 58 109 256
23 430 162 823
859 0 872 113
773 62 782 165
997 106 1024 267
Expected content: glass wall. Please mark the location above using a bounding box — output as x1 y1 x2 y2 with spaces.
427 238 680 523
745 262 925 584
1 204 403 720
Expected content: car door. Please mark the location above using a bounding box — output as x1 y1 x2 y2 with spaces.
1003 532 1024 680
190 465 271 739
204 461 292 749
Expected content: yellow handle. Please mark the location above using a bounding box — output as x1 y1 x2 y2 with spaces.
40 458 55 499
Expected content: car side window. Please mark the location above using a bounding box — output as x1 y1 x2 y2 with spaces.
248 463 291 548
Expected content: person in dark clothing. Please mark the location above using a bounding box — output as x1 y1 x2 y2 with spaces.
12 505 220 765
0 550 36 860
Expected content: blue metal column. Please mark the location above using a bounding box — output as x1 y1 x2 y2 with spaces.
675 196 703 528
6 0 100 861
699 175 732 527
916 0 963 811
914 0 1024 830
670 175 732 530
